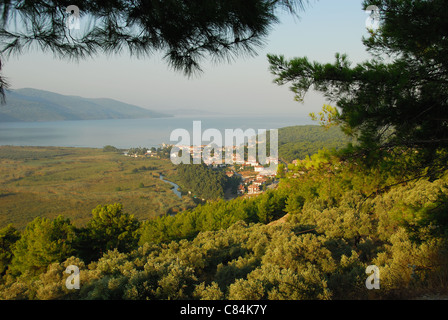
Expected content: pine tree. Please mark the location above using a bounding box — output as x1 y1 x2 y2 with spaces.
0 224 20 276
0 0 308 101
9 216 75 277
268 0 448 179
76 203 141 262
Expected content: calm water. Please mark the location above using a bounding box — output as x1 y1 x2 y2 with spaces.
160 174 182 199
0 114 312 149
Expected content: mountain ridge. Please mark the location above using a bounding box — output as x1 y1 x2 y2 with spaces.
0 88 172 122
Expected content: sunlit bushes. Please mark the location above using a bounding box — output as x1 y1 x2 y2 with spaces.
1 161 448 300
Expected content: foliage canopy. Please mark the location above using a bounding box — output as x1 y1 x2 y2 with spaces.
0 0 308 100
268 0 448 179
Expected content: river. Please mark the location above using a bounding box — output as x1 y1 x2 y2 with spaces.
159 174 182 199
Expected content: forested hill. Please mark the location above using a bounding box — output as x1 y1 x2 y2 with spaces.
277 125 352 163
0 88 171 122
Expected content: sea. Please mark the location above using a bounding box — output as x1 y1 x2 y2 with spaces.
0 114 313 149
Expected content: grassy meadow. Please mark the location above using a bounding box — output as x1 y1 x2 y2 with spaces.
0 146 195 229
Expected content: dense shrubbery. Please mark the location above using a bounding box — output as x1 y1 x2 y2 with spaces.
172 164 235 200
139 189 288 244
277 125 352 163
1 150 447 300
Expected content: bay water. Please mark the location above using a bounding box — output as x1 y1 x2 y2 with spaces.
0 114 312 149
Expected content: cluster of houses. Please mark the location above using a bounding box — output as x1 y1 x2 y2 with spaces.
124 144 279 197
238 174 271 195
123 148 152 158
225 166 276 197
172 144 278 167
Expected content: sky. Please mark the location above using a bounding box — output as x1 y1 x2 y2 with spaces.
2 0 373 118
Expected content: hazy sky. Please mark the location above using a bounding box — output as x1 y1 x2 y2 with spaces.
3 0 372 117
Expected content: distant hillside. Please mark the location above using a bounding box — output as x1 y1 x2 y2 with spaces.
0 88 171 122
277 125 353 163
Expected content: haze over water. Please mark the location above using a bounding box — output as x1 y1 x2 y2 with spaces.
0 114 313 149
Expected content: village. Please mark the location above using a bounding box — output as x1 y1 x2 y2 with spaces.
123 144 279 198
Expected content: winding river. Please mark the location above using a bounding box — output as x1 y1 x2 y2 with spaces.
159 174 182 199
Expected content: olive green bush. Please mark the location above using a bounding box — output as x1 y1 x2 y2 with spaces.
1 158 448 300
